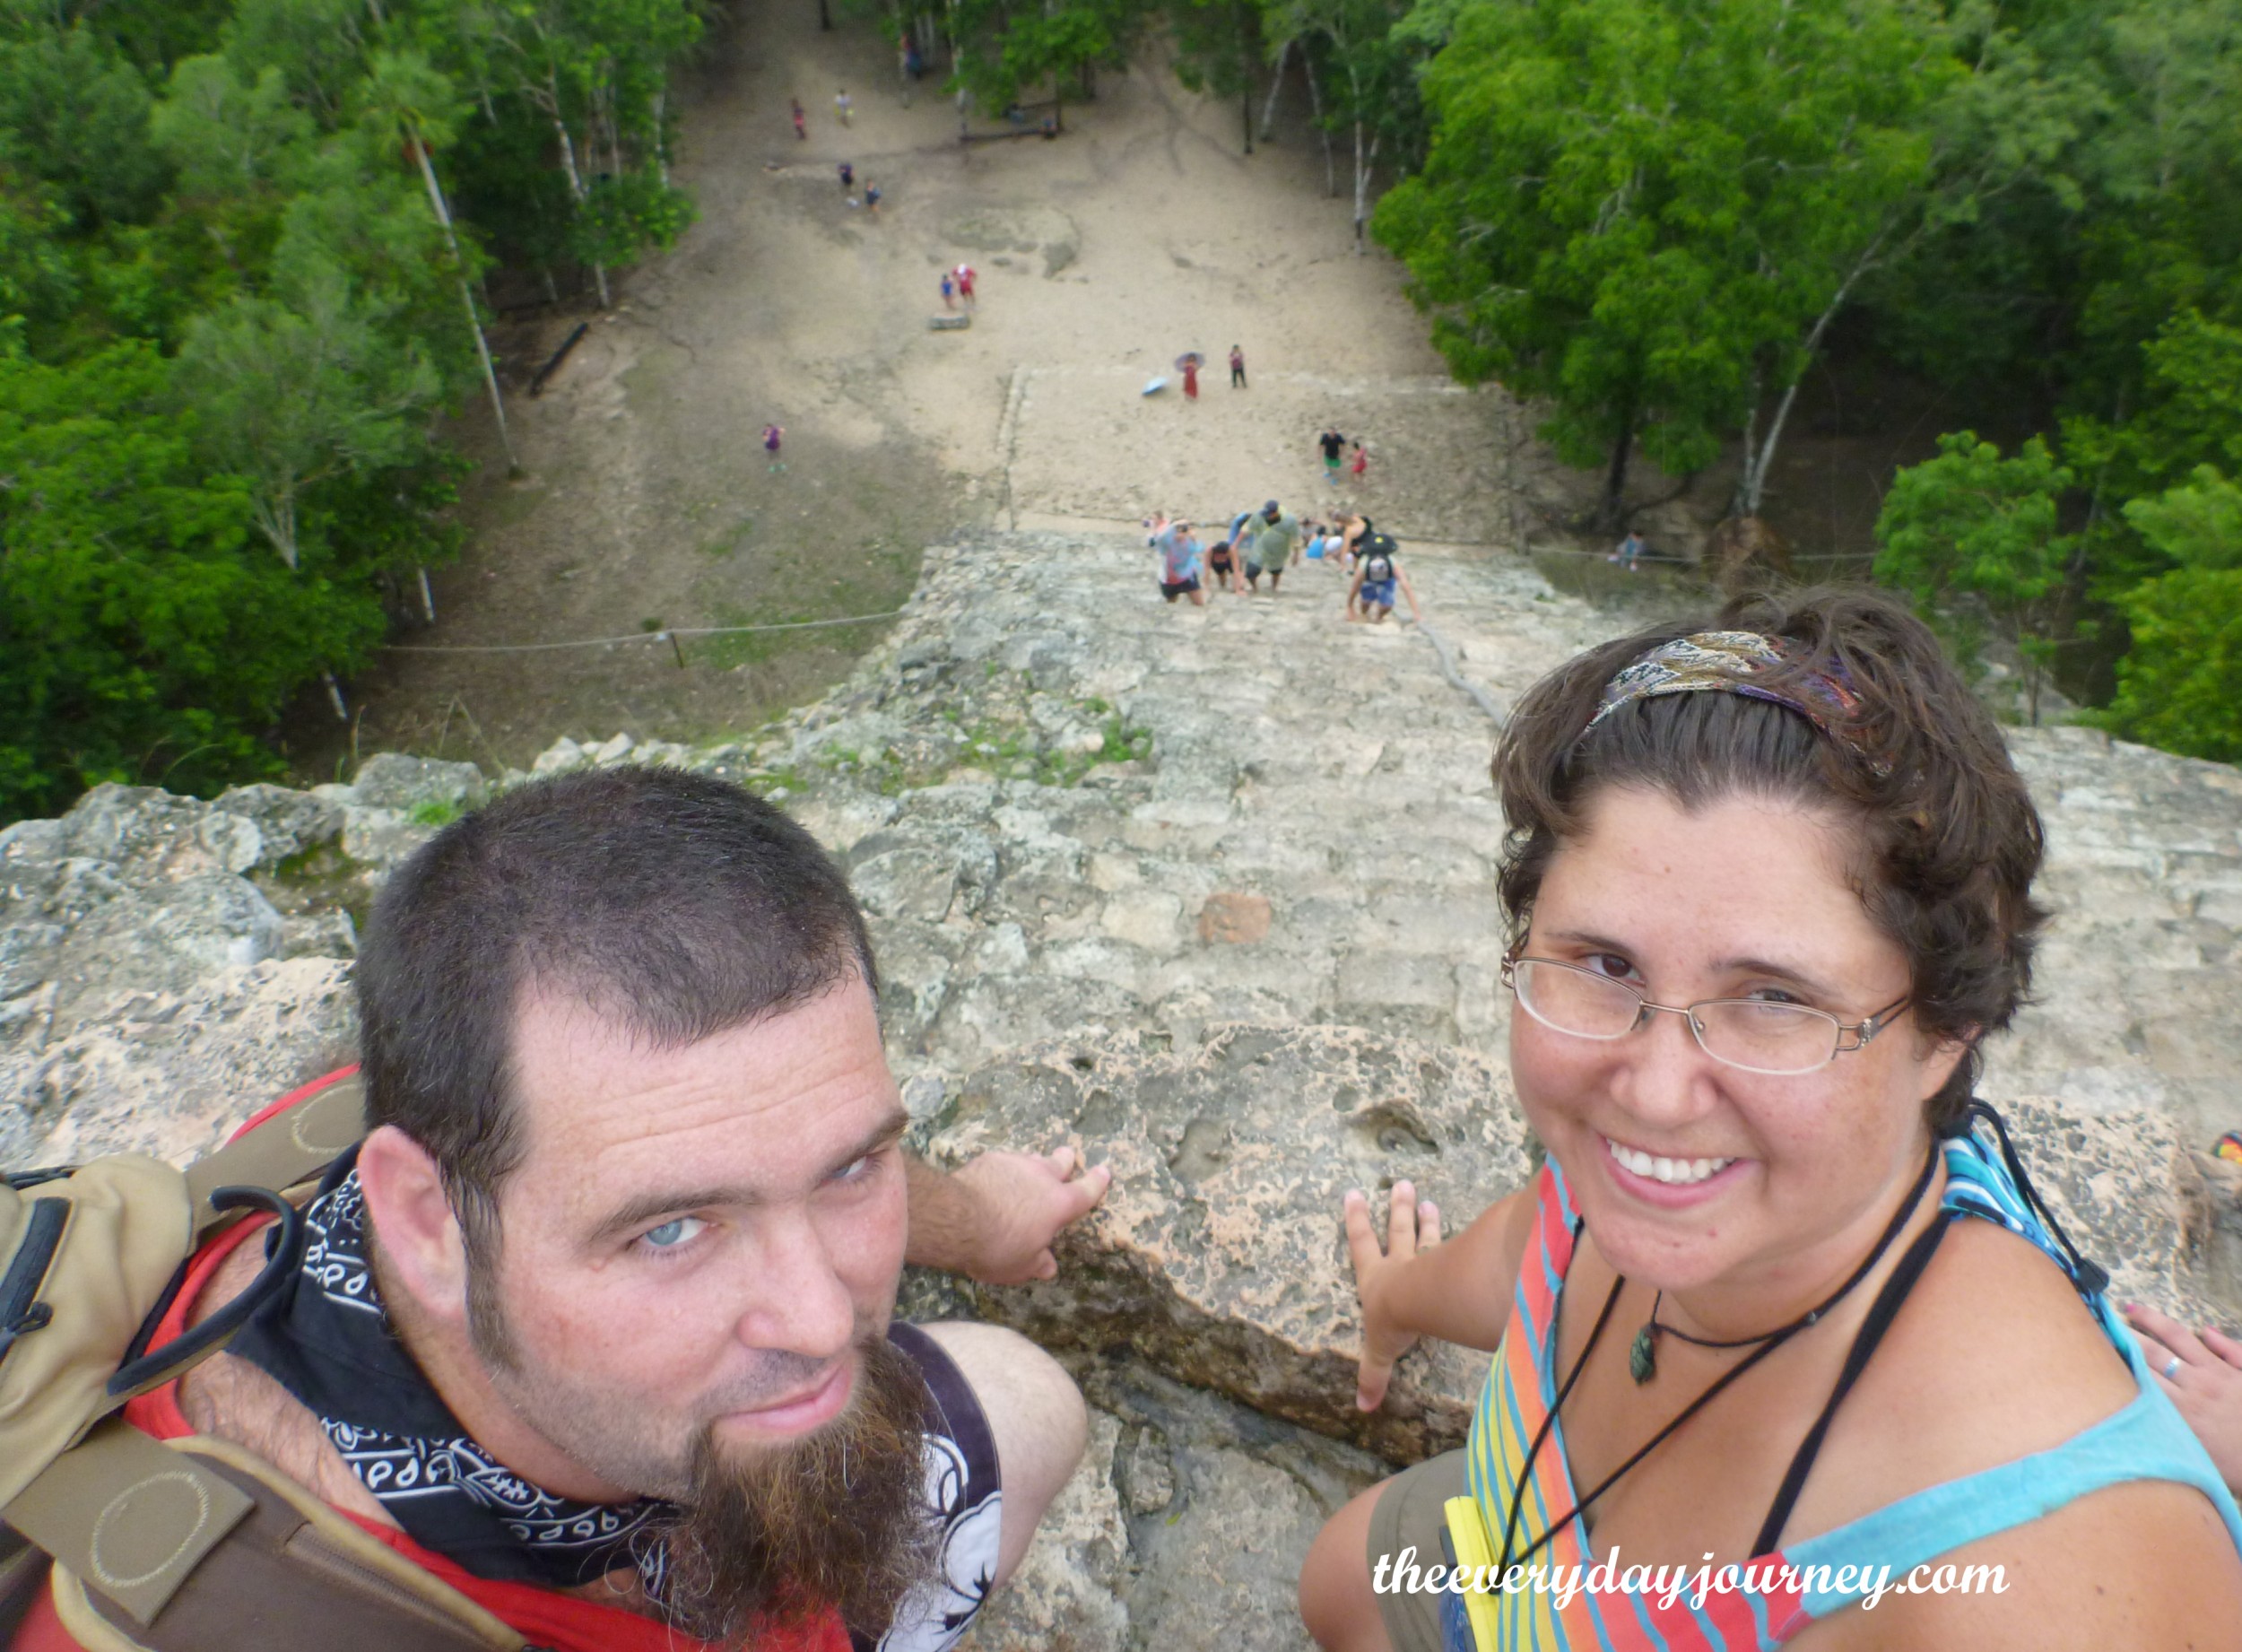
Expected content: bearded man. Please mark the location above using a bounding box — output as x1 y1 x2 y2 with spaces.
38 767 1107 1652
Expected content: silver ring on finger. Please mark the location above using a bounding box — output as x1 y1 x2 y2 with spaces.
2164 1354 2183 1381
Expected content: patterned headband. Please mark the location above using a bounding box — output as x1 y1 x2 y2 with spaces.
1579 630 1884 770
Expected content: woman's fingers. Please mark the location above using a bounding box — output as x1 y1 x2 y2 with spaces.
1344 1185 1434 1413
1386 1180 1418 1260
1357 1348 1397 1413
2127 1301 2213 1370
2203 1326 2242 1371
1342 1188 1384 1280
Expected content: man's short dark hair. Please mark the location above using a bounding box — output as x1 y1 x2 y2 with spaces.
356 766 879 1257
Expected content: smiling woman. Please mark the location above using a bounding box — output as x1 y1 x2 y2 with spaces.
1298 589 2242 1652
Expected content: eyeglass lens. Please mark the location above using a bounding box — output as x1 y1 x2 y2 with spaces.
1510 959 1843 1076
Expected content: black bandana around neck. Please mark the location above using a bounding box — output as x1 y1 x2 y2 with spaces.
227 1150 672 1593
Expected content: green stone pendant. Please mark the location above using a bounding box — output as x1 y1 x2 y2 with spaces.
1629 1323 1657 1385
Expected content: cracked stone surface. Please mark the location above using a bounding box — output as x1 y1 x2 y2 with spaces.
6 527 2241 1647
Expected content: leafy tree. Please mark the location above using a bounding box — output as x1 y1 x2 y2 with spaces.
176 257 441 570
1873 431 2078 722
2088 465 2241 761
0 340 382 819
2092 570 2242 761
949 0 1143 125
0 0 716 824
1375 0 1958 529
0 184 75 336
2058 310 2242 604
352 46 516 467
0 23 169 229
150 54 313 201
1269 0 1417 248
1169 0 1264 154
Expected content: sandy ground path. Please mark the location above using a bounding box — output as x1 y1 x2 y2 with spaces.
313 2 1523 775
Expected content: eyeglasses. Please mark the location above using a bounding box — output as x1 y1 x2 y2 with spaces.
1501 956 1910 1077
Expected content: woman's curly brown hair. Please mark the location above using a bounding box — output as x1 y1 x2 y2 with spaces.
1492 586 2046 1133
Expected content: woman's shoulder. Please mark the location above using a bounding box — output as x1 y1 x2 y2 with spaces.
1805 1219 2137 1510
1789 1222 2242 1641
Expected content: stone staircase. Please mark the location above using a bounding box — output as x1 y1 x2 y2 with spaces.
777 528 1616 1081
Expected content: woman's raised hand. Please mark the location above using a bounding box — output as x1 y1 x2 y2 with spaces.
1343 1179 1441 1412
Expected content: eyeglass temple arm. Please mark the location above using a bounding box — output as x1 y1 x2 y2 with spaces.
1836 994 1913 1052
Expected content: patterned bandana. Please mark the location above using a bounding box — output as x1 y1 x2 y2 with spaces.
1579 629 1881 769
227 1151 671 1593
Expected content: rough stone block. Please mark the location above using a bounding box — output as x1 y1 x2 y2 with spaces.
340 806 438 871
213 785 344 867
923 1026 1527 1459
955 1410 1130 1652
11 959 357 1167
1197 892 1272 945
1100 890 1184 953
350 753 488 812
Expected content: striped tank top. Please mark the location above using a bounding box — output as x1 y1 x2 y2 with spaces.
1439 1127 2242 1649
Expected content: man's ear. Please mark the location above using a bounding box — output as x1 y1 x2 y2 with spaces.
355 1125 471 1328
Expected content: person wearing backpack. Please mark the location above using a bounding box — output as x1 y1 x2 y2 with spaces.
3 768 1109 1652
1346 528 1418 624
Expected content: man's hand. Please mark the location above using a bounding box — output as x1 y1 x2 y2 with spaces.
1344 1179 1442 1412
907 1148 1113 1286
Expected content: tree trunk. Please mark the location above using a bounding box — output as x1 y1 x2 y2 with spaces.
256 490 300 570
413 134 517 471
1306 62 1334 196
819 0 832 29
652 88 669 187
1238 6 1256 155
1260 39 1290 139
551 108 613 309
1351 127 1379 252
1734 233 1888 515
1599 412 1636 533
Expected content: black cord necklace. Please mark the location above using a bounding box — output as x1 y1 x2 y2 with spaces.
1497 1144 1941 1573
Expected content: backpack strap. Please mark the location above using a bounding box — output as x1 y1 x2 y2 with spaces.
41 1434 525 1652
5 1419 255 1632
180 1078 366 1242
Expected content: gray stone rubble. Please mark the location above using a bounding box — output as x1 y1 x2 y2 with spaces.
4 529 2241 1648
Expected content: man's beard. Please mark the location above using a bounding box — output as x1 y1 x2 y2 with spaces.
463 1266 934 1645
653 1334 938 1645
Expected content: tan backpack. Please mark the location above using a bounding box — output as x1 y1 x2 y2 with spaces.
0 1078 530 1651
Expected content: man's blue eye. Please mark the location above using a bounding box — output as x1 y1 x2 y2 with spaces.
642 1216 704 1250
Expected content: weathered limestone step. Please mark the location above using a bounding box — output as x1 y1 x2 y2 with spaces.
912 1023 1529 1462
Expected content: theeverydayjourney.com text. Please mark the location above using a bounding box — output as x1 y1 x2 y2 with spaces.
1373 1544 2010 1614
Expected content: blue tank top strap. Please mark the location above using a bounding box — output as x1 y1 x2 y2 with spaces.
1938 1126 2070 1266
1775 1119 2242 1619
1784 1381 2242 1618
